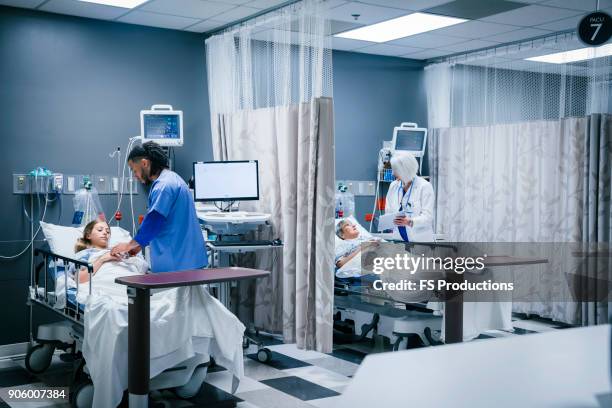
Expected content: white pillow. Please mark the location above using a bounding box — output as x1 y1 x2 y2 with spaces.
39 221 132 259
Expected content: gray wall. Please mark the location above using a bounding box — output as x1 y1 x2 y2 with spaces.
0 6 212 345
333 51 427 225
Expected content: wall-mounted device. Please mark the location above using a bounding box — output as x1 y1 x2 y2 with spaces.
391 122 427 157
140 104 183 147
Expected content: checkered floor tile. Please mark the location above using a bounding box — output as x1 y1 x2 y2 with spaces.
0 314 568 407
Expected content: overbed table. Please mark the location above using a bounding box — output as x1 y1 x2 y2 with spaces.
444 256 548 343
116 267 270 408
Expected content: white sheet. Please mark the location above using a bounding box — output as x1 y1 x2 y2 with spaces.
76 253 245 408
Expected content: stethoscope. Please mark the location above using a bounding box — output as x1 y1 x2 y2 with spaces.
398 178 415 213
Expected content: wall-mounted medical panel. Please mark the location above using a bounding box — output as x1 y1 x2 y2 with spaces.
336 180 376 196
13 174 138 195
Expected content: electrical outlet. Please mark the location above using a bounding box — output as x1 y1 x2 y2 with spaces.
13 174 27 194
53 174 63 192
66 176 76 193
112 177 119 192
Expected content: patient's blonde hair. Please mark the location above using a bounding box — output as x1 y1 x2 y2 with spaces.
74 219 110 253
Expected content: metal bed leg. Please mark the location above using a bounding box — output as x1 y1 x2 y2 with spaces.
127 287 150 408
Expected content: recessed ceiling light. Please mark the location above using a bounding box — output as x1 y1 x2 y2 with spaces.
525 43 612 64
78 0 149 8
334 12 467 43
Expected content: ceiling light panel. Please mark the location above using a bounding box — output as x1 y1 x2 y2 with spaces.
335 12 467 43
525 43 612 64
78 0 148 8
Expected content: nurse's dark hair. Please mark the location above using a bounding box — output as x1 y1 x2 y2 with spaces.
128 142 169 176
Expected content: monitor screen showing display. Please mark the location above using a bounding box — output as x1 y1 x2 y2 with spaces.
193 161 259 202
394 129 426 152
143 114 180 140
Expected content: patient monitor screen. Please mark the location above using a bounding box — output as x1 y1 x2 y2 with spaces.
143 114 180 140
394 129 426 153
194 161 259 202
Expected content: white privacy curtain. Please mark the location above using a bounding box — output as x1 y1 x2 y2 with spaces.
426 32 612 325
205 0 335 352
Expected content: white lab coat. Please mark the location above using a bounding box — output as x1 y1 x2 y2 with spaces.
385 176 435 242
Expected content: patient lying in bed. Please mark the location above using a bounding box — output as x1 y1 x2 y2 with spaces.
335 218 381 278
71 220 148 300
63 219 246 408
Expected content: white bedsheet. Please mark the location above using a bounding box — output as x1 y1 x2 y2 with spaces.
75 253 245 408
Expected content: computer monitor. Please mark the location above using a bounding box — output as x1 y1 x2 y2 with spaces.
193 161 259 202
392 125 427 157
140 105 183 147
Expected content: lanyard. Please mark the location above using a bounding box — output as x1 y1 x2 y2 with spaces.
398 178 415 212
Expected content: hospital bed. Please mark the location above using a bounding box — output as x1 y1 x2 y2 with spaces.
334 216 442 350
28 248 213 407
27 223 268 408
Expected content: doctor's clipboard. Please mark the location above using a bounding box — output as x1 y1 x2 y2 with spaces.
376 211 434 243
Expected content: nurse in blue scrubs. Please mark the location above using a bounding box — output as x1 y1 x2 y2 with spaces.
110 142 207 272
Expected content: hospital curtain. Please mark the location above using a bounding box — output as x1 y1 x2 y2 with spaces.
205 0 335 352
429 116 612 325
425 32 612 325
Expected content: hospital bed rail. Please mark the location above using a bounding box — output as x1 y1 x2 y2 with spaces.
30 247 94 326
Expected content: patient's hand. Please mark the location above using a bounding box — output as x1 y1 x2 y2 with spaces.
101 252 122 263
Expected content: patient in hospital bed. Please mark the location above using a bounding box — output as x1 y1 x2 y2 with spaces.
335 218 382 278
59 219 246 408
74 219 149 294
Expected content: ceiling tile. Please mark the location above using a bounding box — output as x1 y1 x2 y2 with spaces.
39 0 127 20
355 43 424 56
118 10 200 29
388 32 467 48
0 0 45 8
141 0 234 20
401 48 452 59
486 26 551 42
481 4 582 26
541 0 612 12
330 19 364 34
425 0 528 20
219 0 255 5
329 1 409 24
357 0 453 11
210 5 260 22
538 14 582 31
246 0 291 9
431 20 521 39
437 38 501 52
184 19 225 32
332 36 375 50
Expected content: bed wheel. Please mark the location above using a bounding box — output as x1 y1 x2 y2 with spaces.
25 343 55 374
71 379 94 408
256 348 272 363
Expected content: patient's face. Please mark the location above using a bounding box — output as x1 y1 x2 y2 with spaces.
342 223 360 240
88 222 111 249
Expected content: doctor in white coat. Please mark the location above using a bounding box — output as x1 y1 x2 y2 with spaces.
385 152 435 242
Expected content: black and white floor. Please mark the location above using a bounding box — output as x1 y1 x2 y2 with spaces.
0 314 572 408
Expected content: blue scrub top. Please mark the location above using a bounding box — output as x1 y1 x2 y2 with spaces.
147 169 207 273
